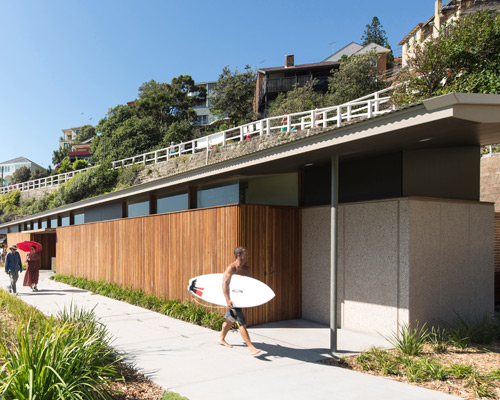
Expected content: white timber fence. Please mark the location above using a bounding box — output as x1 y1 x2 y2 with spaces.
0 86 397 196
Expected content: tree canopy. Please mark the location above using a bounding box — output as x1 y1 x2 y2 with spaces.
210 65 256 126
361 16 388 46
361 16 393 69
11 166 31 184
92 76 202 162
392 10 500 106
328 50 388 105
74 125 96 143
268 81 328 116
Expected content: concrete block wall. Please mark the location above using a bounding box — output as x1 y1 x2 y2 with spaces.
302 198 494 336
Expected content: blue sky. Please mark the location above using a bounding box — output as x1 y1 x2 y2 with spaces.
0 0 433 168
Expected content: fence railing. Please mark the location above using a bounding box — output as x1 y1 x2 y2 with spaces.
0 85 397 196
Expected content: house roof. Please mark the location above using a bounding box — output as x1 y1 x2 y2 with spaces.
258 61 339 74
3 92 500 229
323 42 364 62
0 156 36 165
74 136 95 146
323 42 390 62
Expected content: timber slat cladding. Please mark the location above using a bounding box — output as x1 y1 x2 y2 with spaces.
55 204 301 326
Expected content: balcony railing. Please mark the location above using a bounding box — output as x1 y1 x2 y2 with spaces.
0 86 397 196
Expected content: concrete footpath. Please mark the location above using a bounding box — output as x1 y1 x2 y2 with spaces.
2 270 460 400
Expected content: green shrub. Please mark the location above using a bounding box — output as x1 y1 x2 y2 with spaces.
427 326 448 353
0 316 120 399
386 323 429 356
72 159 89 171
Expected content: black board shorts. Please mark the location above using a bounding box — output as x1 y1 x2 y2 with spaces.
225 308 246 326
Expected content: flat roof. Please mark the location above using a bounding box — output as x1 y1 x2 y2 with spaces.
3 92 500 228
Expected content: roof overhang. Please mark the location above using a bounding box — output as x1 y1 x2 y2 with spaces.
3 93 500 229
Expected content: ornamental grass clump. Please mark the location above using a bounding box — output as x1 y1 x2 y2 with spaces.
0 316 120 400
386 323 429 356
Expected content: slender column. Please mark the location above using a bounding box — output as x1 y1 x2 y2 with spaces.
330 155 339 353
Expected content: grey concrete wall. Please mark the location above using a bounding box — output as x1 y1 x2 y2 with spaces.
302 198 494 335
408 199 494 325
301 207 332 325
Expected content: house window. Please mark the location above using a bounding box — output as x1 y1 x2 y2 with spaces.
33 221 39 230
197 182 239 208
61 216 70 227
196 115 208 125
41 220 47 229
74 213 85 225
127 198 150 218
50 218 58 228
157 192 188 214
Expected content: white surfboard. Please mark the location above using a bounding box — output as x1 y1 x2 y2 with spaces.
187 273 275 308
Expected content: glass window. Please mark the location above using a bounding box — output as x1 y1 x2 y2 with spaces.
10 225 19 233
41 220 48 229
74 213 85 225
197 183 239 208
127 198 150 218
50 218 58 228
33 221 39 230
157 192 188 214
61 216 70 227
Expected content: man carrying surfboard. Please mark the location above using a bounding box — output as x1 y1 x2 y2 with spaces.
219 246 264 356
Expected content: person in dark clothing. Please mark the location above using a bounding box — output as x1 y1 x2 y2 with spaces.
5 245 22 294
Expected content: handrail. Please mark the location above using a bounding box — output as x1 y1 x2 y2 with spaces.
0 86 398 196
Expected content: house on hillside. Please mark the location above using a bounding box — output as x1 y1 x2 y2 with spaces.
399 0 500 67
254 43 392 117
0 157 43 186
191 81 223 126
68 137 93 164
253 55 340 116
1 92 498 339
60 127 81 150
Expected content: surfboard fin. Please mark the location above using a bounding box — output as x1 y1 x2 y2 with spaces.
188 279 204 297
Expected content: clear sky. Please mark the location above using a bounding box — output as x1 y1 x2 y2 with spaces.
0 0 434 168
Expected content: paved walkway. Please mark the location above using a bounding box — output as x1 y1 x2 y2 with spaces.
1 270 460 400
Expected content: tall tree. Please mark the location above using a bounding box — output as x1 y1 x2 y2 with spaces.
210 65 256 126
361 16 393 69
392 10 500 106
361 16 388 46
328 51 388 105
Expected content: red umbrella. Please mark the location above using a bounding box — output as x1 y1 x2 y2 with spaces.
16 241 42 252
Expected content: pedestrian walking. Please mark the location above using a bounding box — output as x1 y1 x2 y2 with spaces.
5 245 22 294
218 246 264 356
23 245 40 291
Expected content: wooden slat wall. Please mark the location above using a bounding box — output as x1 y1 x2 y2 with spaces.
6 233 32 266
57 206 238 301
55 204 302 326
238 205 302 326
